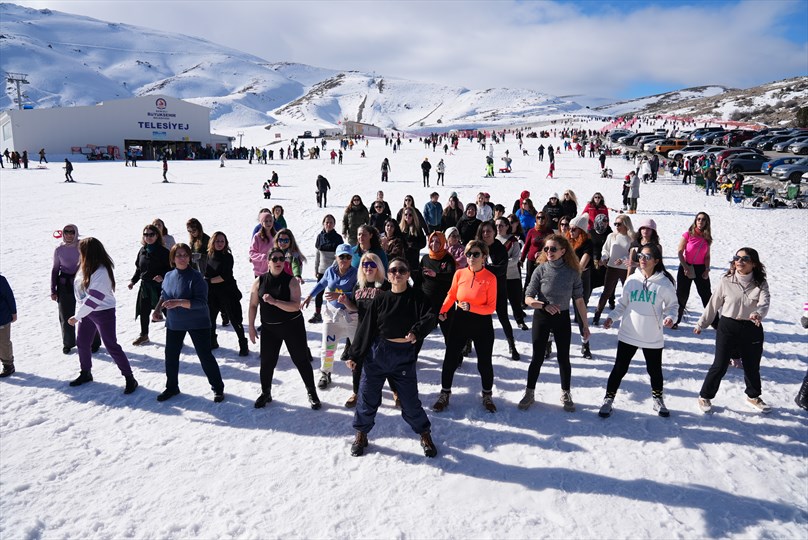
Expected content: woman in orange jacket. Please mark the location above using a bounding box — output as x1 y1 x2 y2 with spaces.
432 240 499 413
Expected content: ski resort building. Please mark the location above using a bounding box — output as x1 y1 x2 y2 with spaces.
0 95 232 160
343 121 384 138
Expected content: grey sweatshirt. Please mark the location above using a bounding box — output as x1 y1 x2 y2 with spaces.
525 258 583 308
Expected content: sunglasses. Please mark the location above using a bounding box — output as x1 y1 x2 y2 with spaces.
63 229 76 234
143 232 156 238
388 267 409 275
375 205 383 209
733 255 751 263
277 237 290 244
361 261 378 269
637 253 654 261
338 254 353 260
559 222 569 227
269 256 286 263
352 199 361 203
594 196 602 199
465 251 483 258
614 222 624 226
543 246 560 253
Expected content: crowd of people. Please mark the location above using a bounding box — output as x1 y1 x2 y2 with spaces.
1 125 804 460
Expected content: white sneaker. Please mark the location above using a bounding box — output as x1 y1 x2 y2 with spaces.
517 389 535 411
653 396 670 417
561 391 575 412
746 396 772 413
697 397 712 413
598 397 613 418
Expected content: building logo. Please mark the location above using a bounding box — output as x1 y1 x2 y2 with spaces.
155 98 167 110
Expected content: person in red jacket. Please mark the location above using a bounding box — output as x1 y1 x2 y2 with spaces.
432 240 499 413
581 192 610 232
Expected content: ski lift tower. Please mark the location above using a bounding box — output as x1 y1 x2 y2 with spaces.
6 72 30 110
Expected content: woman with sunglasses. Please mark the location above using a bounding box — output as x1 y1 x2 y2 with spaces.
339 253 392 408
153 243 225 403
673 212 713 330
399 208 427 288
342 195 369 246
310 215 343 324
599 245 678 418
433 240 499 413
582 192 609 232
344 257 438 458
249 211 275 277
520 234 589 412
420 231 457 343
476 221 519 360
593 215 634 326
496 217 528 333
248 247 321 410
626 218 662 280
542 193 564 230
561 190 578 220
67 238 138 394
368 200 389 232
128 224 171 346
274 228 307 284
302 244 359 390
395 195 429 237
515 198 537 234
695 248 771 414
186 218 210 274
205 232 248 356
565 215 595 359
521 212 554 295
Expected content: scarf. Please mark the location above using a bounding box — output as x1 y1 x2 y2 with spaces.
428 231 447 260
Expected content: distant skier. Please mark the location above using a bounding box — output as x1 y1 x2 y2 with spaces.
162 157 169 183
39 148 48 164
64 158 74 182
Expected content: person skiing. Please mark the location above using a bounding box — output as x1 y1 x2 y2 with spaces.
64 158 74 182
162 157 169 183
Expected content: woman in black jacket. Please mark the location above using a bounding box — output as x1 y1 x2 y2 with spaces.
205 232 248 356
186 218 210 274
127 224 171 346
456 204 482 245
399 208 427 288
477 221 519 360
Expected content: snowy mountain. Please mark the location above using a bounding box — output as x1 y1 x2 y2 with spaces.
0 3 586 131
595 86 732 116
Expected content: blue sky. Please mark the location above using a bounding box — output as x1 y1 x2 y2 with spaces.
11 0 808 101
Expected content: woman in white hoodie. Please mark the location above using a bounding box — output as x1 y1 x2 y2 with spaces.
599 244 677 418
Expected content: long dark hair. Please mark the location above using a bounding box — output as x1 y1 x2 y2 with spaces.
358 224 382 250
207 231 231 257
79 237 115 291
688 212 712 245
727 247 766 285
639 244 675 285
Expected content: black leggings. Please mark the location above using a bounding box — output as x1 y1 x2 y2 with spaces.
440 310 494 392
606 341 663 396
208 284 245 342
526 309 572 390
700 317 764 400
506 278 526 324
259 315 316 392
314 272 325 313
495 280 515 342
675 264 712 324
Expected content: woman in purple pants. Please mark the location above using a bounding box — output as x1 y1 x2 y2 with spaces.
68 238 138 394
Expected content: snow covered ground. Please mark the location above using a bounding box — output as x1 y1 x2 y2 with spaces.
1 121 806 539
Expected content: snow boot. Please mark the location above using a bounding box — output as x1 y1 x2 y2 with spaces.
238 338 249 357
69 370 93 387
157 388 180 402
317 371 331 390
517 389 535 411
652 393 670 417
420 431 438 458
561 390 575 412
0 364 15 378
582 342 592 359
746 396 771 413
508 339 520 361
123 375 138 395
482 391 497 413
307 387 322 410
350 431 368 457
432 390 451 412
254 391 272 408
599 396 614 418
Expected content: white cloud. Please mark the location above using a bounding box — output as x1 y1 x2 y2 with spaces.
13 0 808 97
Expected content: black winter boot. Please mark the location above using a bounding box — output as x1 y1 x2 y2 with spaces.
420 431 438 458
123 375 139 394
351 431 368 456
307 387 322 410
238 338 249 357
508 339 520 361
796 371 808 411
69 370 93 387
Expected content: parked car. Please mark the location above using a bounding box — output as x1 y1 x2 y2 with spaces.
608 130 632 142
773 136 808 152
681 146 727 160
642 138 667 152
656 139 690 155
702 131 729 144
770 157 808 183
742 135 771 148
760 156 802 175
636 135 665 148
722 130 757 147
789 140 808 155
724 153 769 173
715 147 763 165
758 135 795 151
619 132 653 146
689 127 724 141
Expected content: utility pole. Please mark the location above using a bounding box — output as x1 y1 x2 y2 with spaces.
6 72 30 110
237 131 244 148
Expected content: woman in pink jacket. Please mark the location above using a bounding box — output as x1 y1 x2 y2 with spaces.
249 212 275 277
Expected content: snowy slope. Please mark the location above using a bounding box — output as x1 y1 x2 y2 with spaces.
0 3 587 132
595 86 731 116
0 118 806 538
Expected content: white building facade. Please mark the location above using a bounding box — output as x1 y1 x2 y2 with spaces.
0 95 231 160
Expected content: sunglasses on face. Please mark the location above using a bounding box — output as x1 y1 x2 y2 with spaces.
143 232 156 238
361 261 378 269
277 237 290 244
614 222 624 226
733 255 751 263
269 256 286 263
543 246 560 253
637 253 654 261
559 222 569 228
594 196 602 200
63 229 76 234
338 254 353 260
352 199 361 203
465 251 483 258
388 267 409 275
